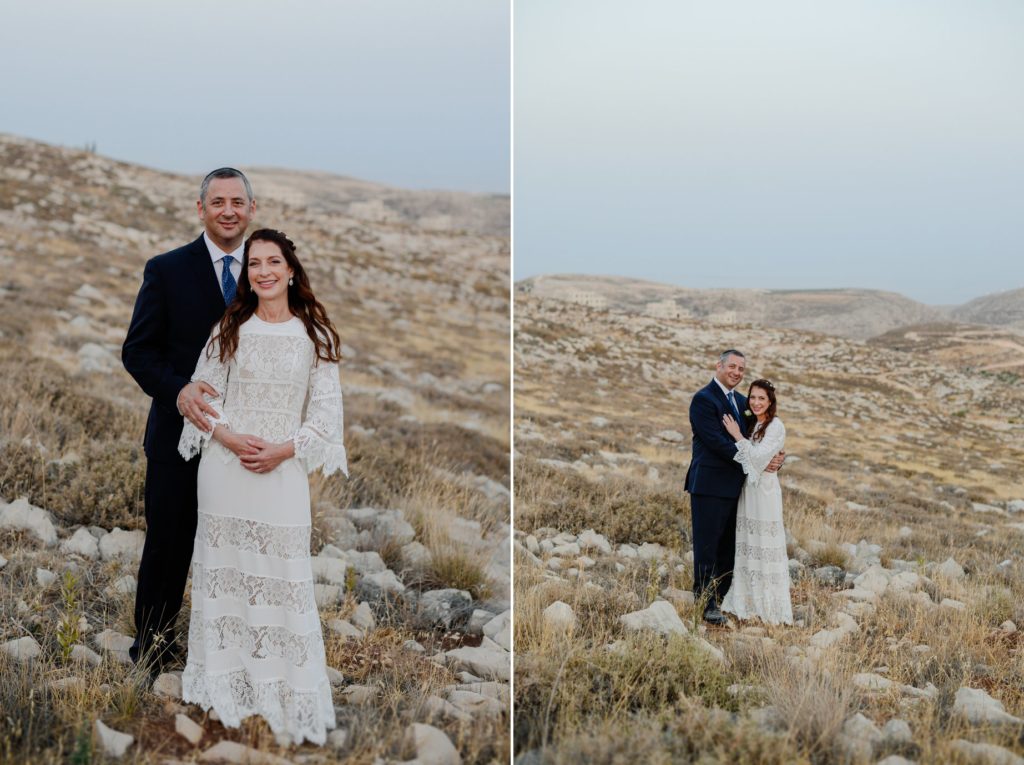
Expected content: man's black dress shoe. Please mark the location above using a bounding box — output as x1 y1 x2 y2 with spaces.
703 606 728 626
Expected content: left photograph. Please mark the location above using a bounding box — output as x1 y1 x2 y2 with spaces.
0 3 510 764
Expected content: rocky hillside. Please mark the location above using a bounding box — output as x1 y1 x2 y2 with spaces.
0 134 510 764
952 287 1024 331
513 293 1024 763
519 274 945 340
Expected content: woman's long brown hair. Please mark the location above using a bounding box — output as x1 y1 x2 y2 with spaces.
210 229 341 364
746 379 777 443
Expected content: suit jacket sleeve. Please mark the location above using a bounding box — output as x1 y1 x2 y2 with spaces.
690 391 740 461
122 258 191 411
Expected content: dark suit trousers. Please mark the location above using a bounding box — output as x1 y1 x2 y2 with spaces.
690 493 738 607
130 457 199 665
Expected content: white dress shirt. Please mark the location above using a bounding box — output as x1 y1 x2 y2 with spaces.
204 232 243 297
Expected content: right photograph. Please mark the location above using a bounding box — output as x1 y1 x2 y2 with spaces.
512 3 1024 764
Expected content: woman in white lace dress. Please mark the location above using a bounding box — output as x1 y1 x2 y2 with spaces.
720 379 793 625
177 229 347 745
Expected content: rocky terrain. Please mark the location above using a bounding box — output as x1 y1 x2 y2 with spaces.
519 273 1024 342
0 134 510 764
513 293 1024 764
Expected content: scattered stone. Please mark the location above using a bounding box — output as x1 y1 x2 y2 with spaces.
94 719 133 758
326 667 345 686
340 685 378 705
660 587 695 607
327 619 363 640
0 553 6 569
466 609 496 635
577 529 612 554
153 672 183 699
61 527 100 559
543 601 577 632
1000 620 1017 633
657 430 685 443
620 601 687 636
637 542 669 560
402 541 432 568
403 723 461 765
175 713 204 746
360 568 405 596
424 695 472 722
346 549 386 574
940 598 967 612
447 689 504 717
950 739 1024 765
881 718 913 745
327 728 348 750
1 636 42 662
351 602 376 632
0 497 58 546
833 713 881 762
937 557 966 581
70 644 103 666
36 567 58 587
314 584 343 608
92 629 133 654
49 676 86 692
875 757 916 765
444 646 509 681
813 565 846 586
852 673 893 692
310 555 350 585
198 740 292 764
418 589 473 630
98 528 145 562
692 637 726 664
106 575 138 597
853 565 890 595
953 687 1024 726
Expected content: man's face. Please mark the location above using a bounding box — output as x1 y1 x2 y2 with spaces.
197 177 255 250
715 354 746 390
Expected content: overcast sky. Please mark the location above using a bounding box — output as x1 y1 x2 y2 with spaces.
515 1 1024 305
1 1 509 193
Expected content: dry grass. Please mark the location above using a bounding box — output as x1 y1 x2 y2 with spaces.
513 294 1024 763
0 137 509 764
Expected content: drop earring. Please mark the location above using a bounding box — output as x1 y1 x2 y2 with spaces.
288 277 294 286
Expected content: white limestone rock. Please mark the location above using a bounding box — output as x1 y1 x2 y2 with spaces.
542 601 577 632
444 646 509 681
175 713 204 745
403 722 461 765
0 497 58 546
152 672 183 699
937 557 966 581
61 527 100 559
1 636 42 662
950 739 1024 765
351 601 376 632
619 601 687 636
98 528 145 562
953 687 1024 726
93 719 133 758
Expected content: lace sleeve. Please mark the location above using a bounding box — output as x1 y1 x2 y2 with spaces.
177 334 231 461
292 358 348 477
733 419 786 487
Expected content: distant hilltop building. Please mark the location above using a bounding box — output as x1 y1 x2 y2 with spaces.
645 299 684 319
707 310 738 325
562 290 608 309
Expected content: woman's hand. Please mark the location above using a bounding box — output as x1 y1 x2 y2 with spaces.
239 437 295 474
213 426 259 458
722 413 743 441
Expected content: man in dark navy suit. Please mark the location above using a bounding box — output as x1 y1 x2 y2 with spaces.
685 349 783 625
122 168 256 672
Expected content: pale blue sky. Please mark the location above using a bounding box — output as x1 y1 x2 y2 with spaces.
515 1 1024 305
1 1 509 193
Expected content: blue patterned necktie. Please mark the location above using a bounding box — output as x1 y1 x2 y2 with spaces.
727 390 741 420
221 255 237 305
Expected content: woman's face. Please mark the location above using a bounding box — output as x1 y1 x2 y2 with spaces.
247 240 294 302
748 387 771 417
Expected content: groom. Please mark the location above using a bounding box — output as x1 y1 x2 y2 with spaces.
122 168 256 672
685 349 782 625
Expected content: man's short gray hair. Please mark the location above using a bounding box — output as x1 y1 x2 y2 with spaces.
718 349 746 364
199 167 254 207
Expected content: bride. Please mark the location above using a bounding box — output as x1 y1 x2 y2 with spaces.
720 379 793 626
177 228 348 745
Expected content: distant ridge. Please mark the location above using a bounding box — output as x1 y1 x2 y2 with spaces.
517 274 941 340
